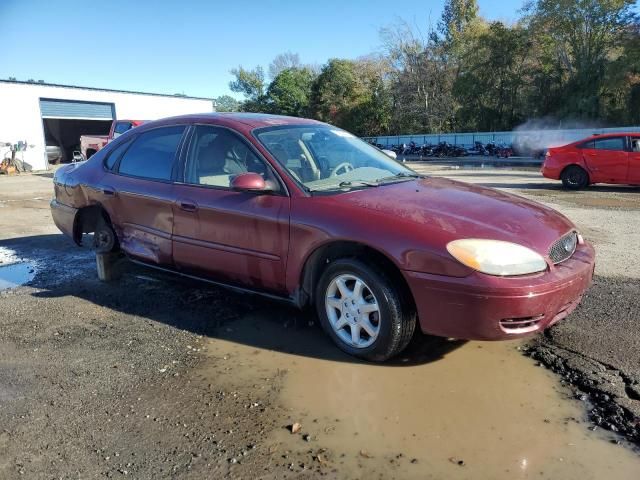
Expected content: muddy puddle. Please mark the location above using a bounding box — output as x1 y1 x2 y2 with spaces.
0 262 35 290
200 312 639 479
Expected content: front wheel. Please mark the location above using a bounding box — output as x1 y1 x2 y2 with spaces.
561 165 589 190
315 258 416 362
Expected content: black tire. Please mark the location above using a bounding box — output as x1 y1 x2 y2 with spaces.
315 258 416 362
561 165 589 190
93 217 118 253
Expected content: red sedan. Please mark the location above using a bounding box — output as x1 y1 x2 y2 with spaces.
51 113 595 361
542 133 640 189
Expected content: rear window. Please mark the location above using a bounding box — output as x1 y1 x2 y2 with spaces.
117 125 186 181
105 139 131 170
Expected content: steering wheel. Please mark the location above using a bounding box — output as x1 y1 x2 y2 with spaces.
330 162 354 177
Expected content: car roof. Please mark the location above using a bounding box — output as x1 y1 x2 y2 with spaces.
583 132 639 140
561 132 640 147
147 112 324 129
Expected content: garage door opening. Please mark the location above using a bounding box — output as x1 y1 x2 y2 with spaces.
40 98 114 164
43 118 112 163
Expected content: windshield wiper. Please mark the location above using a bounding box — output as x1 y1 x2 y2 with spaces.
339 180 379 187
308 180 380 192
376 172 423 183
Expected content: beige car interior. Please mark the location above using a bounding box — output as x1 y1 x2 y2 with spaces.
188 130 272 188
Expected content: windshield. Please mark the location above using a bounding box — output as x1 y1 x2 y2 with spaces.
254 125 419 191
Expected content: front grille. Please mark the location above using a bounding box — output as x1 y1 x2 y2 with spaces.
549 231 577 264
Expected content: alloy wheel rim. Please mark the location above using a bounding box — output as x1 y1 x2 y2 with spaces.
325 274 380 349
568 170 582 185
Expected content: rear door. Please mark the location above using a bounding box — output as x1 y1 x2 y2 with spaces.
628 136 640 184
172 124 290 293
581 136 629 183
102 125 187 265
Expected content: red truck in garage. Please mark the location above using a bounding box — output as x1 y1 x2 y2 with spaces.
80 119 146 159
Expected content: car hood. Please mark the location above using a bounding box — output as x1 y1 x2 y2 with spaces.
339 177 575 253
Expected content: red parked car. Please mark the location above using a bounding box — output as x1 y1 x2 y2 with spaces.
51 113 595 361
542 133 640 189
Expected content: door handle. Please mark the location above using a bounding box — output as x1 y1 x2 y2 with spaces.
178 200 198 212
100 186 116 196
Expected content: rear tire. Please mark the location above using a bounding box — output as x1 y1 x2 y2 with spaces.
561 166 589 190
315 258 416 362
93 217 118 253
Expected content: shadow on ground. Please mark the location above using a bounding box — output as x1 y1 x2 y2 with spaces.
1 234 465 367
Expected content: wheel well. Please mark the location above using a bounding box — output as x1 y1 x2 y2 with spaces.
73 205 112 245
299 241 415 311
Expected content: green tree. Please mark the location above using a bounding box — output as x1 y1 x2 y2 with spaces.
454 22 533 131
266 67 315 117
381 21 457 133
229 66 267 111
599 20 640 124
308 58 392 135
222 4 640 135
214 95 240 112
525 0 638 119
310 59 360 127
438 0 479 47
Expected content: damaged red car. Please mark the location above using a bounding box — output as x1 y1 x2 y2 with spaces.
542 133 640 189
51 113 595 361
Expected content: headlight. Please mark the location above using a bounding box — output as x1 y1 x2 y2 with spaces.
446 239 547 276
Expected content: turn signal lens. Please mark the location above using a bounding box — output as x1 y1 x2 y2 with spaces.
447 239 548 276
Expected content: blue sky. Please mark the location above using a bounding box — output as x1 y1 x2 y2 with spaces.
1 0 526 99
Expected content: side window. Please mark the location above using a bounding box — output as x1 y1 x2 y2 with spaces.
184 125 276 189
631 137 640 153
118 125 186 181
593 137 625 151
104 139 131 170
578 140 594 149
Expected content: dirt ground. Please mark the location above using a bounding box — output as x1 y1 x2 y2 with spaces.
0 167 639 479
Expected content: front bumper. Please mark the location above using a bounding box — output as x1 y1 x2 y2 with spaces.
404 242 595 340
50 199 78 242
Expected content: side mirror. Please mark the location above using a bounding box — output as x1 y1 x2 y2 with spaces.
230 172 270 192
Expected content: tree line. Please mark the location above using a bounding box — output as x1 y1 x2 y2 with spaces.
216 0 640 137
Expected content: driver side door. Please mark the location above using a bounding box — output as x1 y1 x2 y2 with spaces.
172 125 291 293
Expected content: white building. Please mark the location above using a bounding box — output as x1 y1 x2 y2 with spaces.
0 80 215 171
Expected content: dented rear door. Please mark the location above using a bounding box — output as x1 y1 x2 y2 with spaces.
104 125 187 265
